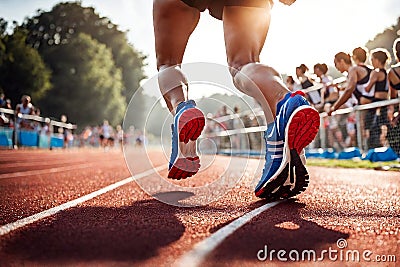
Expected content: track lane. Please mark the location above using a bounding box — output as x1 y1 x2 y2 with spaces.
0 149 398 266
0 149 167 225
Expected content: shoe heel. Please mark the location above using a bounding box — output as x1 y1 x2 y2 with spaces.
288 107 320 154
178 108 205 143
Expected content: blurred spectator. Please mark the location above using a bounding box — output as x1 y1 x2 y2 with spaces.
99 120 114 150
0 98 12 127
91 126 100 147
215 105 232 149
116 125 124 151
314 63 338 112
126 125 136 146
203 113 220 151
231 106 242 149
325 111 347 151
388 38 400 122
345 113 357 147
296 64 321 106
216 105 232 130
63 128 74 148
4 99 11 109
135 130 146 147
80 126 93 147
285 75 301 92
387 38 400 155
41 120 51 136
364 48 391 148
352 47 374 105
365 48 390 102
0 93 5 107
16 95 35 129
242 113 262 150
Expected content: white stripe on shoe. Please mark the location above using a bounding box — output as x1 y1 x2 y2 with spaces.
266 140 284 146
268 147 284 152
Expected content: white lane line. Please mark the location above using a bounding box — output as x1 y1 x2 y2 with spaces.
176 200 285 267
0 163 96 179
0 165 167 236
0 160 91 168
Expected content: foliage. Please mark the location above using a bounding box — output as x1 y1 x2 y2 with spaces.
37 32 125 127
0 18 7 66
19 2 146 126
0 21 52 107
21 2 146 104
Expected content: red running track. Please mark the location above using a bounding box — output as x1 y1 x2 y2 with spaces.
0 148 399 266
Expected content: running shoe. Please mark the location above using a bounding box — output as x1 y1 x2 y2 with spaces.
255 91 320 199
168 100 205 179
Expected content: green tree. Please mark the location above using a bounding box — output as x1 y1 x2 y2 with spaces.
20 2 146 126
21 2 145 128
38 32 125 127
0 22 51 108
0 18 7 66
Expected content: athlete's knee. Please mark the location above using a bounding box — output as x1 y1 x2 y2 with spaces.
228 61 253 79
230 62 280 83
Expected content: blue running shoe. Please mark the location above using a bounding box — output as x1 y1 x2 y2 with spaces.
168 100 205 180
255 91 320 198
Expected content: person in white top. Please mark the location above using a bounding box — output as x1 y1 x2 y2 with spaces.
100 120 114 150
16 95 34 129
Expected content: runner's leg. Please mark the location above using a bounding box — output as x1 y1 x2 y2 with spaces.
154 0 204 178
153 0 200 113
223 5 290 123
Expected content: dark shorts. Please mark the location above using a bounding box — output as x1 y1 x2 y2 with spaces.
181 0 272 20
353 89 374 103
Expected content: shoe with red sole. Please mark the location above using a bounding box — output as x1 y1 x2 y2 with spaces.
168 100 205 179
255 91 320 200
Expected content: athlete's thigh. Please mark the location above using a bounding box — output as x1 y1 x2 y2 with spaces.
153 0 200 68
222 4 272 68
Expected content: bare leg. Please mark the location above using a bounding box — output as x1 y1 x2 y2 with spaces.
223 5 290 124
154 0 204 178
222 5 320 200
153 0 200 114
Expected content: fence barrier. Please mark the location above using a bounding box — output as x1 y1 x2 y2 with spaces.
200 98 400 161
0 107 77 149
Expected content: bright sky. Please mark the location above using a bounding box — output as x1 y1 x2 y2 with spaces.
1 0 400 94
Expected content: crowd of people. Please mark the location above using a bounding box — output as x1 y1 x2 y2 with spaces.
0 94 75 148
0 94 146 150
203 105 264 152
78 122 145 151
282 42 400 152
202 40 400 153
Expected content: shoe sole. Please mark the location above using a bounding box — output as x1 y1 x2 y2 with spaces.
168 108 205 180
255 105 319 199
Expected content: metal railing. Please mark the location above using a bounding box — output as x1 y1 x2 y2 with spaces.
200 98 400 156
0 107 77 149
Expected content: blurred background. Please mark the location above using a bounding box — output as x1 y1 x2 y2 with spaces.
0 1 399 159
